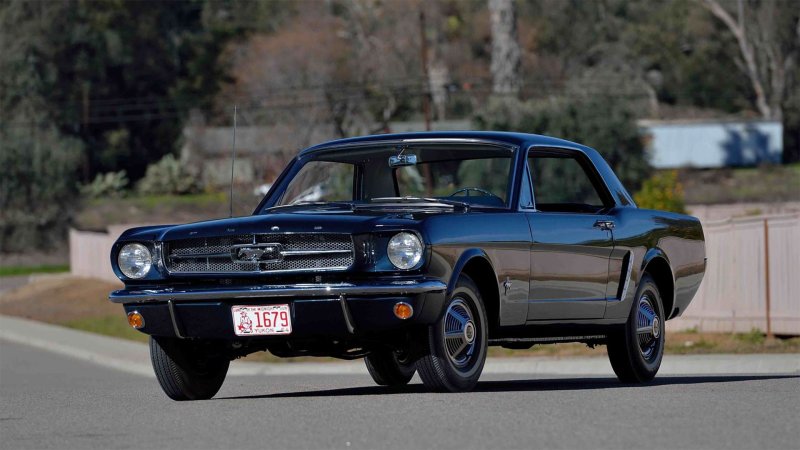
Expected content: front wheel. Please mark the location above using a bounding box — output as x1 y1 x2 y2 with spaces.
416 275 488 392
607 274 666 383
364 350 416 387
149 337 230 401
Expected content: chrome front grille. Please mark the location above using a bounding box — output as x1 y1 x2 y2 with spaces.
163 233 355 274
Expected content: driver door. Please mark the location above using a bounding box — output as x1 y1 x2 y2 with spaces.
523 149 616 320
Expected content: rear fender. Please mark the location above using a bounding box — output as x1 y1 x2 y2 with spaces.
639 248 676 319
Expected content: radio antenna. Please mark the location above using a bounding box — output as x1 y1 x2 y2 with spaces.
229 105 238 218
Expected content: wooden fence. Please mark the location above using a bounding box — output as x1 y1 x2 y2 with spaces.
69 225 147 283
70 214 800 335
667 214 800 335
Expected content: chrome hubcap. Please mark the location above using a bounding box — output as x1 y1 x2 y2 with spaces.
464 321 476 343
443 298 477 368
636 295 660 360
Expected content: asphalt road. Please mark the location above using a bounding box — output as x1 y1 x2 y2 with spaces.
1 339 798 450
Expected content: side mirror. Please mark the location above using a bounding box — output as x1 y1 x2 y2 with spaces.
388 154 418 167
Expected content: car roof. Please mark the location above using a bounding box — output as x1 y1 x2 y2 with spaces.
299 131 588 156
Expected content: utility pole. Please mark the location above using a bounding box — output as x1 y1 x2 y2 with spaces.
419 10 432 132
81 82 91 182
418 10 434 195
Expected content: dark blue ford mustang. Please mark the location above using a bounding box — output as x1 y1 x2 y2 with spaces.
109 131 706 400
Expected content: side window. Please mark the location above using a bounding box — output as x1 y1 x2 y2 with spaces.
528 152 609 213
280 161 355 205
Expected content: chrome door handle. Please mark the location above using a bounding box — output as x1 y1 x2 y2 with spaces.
594 220 615 231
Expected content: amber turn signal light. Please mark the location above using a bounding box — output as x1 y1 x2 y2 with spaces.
393 302 413 320
127 311 145 329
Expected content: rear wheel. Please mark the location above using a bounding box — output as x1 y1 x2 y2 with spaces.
607 274 665 383
149 337 230 401
364 350 416 386
416 275 488 392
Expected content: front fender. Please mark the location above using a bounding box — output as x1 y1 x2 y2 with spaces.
447 248 496 296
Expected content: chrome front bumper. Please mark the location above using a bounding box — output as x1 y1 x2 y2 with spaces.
109 279 448 304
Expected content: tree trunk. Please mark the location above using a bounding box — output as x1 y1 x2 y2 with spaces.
700 0 780 120
489 0 521 96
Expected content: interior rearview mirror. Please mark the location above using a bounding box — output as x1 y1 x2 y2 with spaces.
388 154 417 167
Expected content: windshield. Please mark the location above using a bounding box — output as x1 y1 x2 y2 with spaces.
272 143 515 209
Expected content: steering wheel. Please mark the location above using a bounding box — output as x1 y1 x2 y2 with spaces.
448 187 502 200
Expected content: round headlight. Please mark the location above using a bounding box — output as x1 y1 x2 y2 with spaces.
118 243 152 279
387 232 423 270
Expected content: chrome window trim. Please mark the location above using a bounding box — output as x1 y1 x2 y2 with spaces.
526 144 619 208
278 138 521 212
302 137 519 156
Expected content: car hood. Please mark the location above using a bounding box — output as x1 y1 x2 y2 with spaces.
117 209 454 243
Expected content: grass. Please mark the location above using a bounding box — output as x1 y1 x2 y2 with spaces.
734 328 767 345
64 315 149 343
679 163 800 204
86 192 229 210
75 190 257 230
665 331 800 354
0 265 69 277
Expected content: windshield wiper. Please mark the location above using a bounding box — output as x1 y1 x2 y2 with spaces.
265 201 355 212
358 196 471 211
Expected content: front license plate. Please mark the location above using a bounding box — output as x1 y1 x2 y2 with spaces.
231 304 292 336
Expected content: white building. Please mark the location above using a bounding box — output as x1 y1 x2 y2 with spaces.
638 119 783 168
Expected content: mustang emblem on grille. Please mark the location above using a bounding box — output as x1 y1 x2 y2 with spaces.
231 243 284 263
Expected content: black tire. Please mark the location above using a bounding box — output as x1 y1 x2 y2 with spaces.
149 337 230 401
416 275 488 392
364 350 416 386
607 274 666 383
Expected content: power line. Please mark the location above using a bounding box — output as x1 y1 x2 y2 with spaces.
4 88 658 128
5 74 745 128
16 72 672 112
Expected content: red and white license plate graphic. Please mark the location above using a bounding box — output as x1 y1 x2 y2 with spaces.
231 304 292 336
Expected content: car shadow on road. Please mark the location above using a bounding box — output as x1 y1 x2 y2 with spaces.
216 374 799 400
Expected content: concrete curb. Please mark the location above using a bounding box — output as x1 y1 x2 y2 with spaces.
2 315 798 378
1 315 155 377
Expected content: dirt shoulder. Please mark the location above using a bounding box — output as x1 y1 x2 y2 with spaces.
0 276 148 342
0 276 123 321
2 276 798 361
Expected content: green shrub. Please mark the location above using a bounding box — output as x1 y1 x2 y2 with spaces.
634 170 686 213
80 171 129 199
735 328 765 345
0 121 83 252
136 154 201 195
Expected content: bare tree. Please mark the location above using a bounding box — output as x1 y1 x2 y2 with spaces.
699 0 799 120
489 0 521 96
